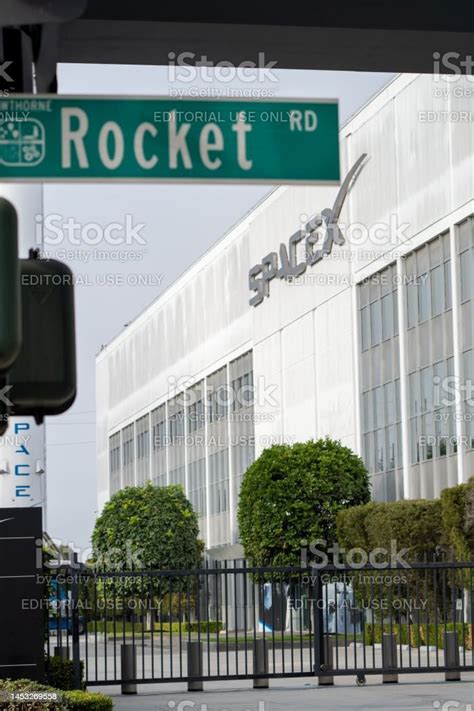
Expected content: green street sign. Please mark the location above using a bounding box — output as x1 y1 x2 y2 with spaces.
0 96 339 184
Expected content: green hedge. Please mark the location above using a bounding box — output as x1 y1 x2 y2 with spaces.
0 679 112 710
336 499 444 561
63 690 113 710
44 656 84 691
183 621 224 633
363 622 473 650
89 620 223 634
441 477 474 560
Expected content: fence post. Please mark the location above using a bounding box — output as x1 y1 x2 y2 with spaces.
318 635 334 686
121 644 137 695
70 559 82 690
312 572 325 678
253 639 269 689
187 641 203 691
382 633 398 683
444 631 461 681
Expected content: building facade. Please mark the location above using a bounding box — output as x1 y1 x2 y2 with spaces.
96 73 474 559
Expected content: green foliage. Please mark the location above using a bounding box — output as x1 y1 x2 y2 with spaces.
184 621 224 633
44 656 84 691
0 679 112 710
88 620 223 635
337 499 448 620
363 622 472 650
237 439 370 567
440 477 474 560
336 499 444 561
92 482 203 572
62 690 113 710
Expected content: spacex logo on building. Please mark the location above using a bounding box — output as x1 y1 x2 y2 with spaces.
248 153 367 307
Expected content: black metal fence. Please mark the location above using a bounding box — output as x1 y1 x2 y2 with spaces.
45 560 474 688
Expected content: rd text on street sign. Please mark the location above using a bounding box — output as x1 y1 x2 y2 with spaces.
0 96 340 184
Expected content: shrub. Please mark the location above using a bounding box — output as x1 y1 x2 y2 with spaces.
0 679 112 710
363 622 473 650
90 620 224 635
336 498 444 561
62 690 113 710
0 679 60 710
44 656 84 691
441 477 474 560
183 621 224 633
336 499 445 620
238 439 370 567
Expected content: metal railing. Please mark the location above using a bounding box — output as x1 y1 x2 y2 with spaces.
45 559 474 688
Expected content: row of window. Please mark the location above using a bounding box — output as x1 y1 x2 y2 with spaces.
406 261 452 328
359 220 473 476
109 352 255 517
360 286 398 350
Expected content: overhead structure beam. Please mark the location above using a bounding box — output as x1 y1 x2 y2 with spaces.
58 20 474 74
0 1 472 74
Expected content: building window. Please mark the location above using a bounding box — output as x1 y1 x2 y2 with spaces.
109 432 121 495
463 349 474 450
359 264 402 496
135 414 150 485
122 423 135 487
168 397 186 490
460 249 472 303
151 404 167 487
406 233 452 329
209 450 229 514
408 359 456 463
186 380 207 517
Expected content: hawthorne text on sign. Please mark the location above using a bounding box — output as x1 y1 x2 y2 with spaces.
0 96 340 184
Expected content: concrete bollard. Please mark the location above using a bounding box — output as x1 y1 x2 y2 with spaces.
188 641 203 691
253 639 269 689
318 635 335 686
444 631 461 681
53 645 69 661
121 644 137 695
382 633 398 683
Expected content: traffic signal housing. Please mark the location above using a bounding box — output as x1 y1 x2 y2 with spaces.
5 255 76 422
0 198 21 371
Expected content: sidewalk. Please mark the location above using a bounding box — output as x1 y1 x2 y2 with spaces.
96 673 474 710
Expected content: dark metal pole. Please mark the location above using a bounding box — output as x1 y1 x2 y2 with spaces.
71 554 82 690
187 640 203 691
121 644 137 695
312 571 325 677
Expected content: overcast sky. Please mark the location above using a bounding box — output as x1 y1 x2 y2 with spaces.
44 63 395 553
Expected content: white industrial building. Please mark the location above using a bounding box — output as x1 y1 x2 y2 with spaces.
96 73 474 560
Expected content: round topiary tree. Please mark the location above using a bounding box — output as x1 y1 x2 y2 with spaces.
91 483 204 627
92 482 203 572
237 438 370 567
